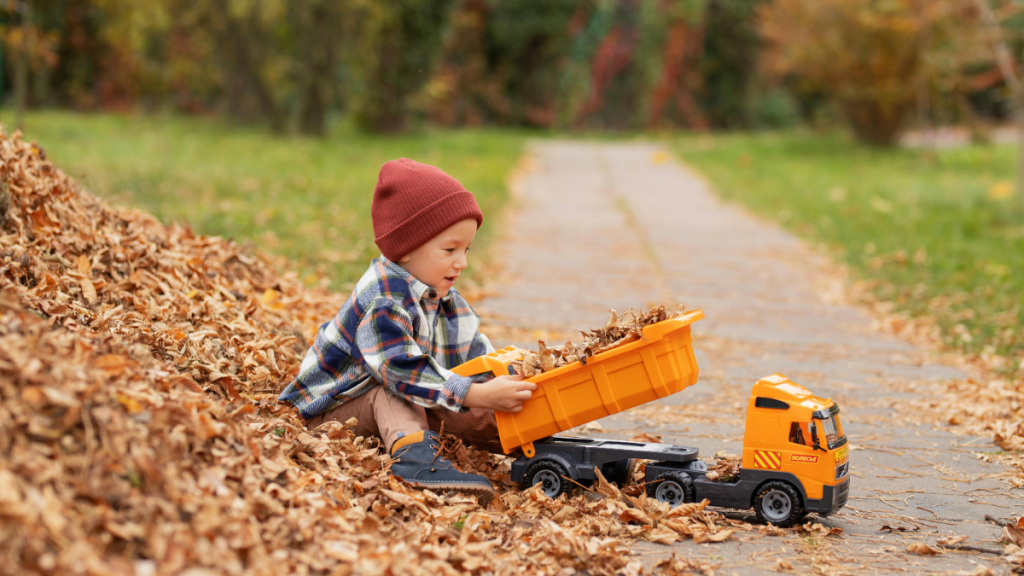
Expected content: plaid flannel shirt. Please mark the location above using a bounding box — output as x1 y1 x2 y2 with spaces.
278 257 494 419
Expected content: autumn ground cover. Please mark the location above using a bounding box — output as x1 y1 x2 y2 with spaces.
674 131 1024 375
16 111 528 291
1 126 792 575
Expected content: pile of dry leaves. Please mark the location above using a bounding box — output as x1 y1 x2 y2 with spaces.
0 129 773 575
513 306 684 377
704 452 741 483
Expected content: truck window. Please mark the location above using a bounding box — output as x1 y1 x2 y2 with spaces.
788 422 807 446
819 415 840 447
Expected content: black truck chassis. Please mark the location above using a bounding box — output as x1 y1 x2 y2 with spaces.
511 436 850 518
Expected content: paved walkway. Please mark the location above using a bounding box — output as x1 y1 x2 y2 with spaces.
480 142 1015 574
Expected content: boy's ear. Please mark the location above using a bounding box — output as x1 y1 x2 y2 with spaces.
399 254 412 263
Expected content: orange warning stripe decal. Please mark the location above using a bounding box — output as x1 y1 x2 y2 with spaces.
753 450 782 470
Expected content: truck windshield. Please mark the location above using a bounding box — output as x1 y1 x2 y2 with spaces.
817 415 842 449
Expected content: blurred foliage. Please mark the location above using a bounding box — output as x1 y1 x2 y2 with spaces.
0 0 1011 138
2 0 730 132
748 88 800 129
427 0 727 130
349 0 454 133
699 0 768 129
758 0 991 145
676 131 1024 371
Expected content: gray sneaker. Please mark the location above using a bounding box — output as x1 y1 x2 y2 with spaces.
389 430 496 506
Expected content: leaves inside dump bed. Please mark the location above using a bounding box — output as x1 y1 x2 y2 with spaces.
512 306 686 377
0 129 773 575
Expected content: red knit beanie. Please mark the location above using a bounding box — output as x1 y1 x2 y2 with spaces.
372 158 483 261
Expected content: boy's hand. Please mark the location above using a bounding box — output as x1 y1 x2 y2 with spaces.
463 374 538 412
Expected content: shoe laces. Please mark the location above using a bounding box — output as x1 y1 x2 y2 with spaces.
430 423 457 465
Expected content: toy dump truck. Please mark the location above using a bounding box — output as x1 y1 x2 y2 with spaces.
453 310 850 526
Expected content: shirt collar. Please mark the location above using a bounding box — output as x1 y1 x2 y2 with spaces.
379 256 454 304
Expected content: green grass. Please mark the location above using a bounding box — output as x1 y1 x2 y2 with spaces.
13 111 528 290
674 131 1024 372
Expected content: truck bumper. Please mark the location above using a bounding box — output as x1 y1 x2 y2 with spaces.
804 476 850 516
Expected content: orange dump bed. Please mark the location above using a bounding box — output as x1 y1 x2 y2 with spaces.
452 310 703 456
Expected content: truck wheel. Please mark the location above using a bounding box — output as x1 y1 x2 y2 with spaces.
525 460 573 499
754 481 805 527
608 458 637 486
646 471 694 507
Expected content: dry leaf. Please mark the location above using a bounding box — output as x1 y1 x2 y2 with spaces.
537 341 557 372
644 525 679 545
935 534 968 547
906 542 942 555
703 529 735 542
799 522 843 537
1000 522 1024 547
759 524 786 537
80 277 97 304
653 552 718 576
629 432 663 443
773 559 794 572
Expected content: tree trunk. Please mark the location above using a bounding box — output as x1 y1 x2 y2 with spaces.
916 8 931 148
296 0 338 137
206 0 286 132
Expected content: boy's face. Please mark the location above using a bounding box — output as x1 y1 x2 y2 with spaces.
398 218 477 299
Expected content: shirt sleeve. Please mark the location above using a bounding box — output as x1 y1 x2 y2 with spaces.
355 297 474 412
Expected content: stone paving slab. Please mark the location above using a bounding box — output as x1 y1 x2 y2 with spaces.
479 141 1016 574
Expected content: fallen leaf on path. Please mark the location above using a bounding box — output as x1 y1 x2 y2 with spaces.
798 522 843 537
653 552 718 575
879 523 919 532
773 559 794 572
906 542 942 555
936 534 969 547
760 524 786 537
999 519 1024 547
630 432 663 443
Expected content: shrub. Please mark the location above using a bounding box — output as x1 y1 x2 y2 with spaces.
759 0 978 146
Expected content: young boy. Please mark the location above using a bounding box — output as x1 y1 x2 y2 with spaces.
279 158 536 504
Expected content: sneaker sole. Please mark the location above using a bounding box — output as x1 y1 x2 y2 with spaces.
403 479 496 507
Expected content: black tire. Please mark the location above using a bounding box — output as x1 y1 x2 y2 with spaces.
606 458 637 486
646 471 695 507
524 460 573 499
753 481 805 527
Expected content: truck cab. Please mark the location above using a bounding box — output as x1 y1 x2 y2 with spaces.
740 374 850 523
642 374 850 526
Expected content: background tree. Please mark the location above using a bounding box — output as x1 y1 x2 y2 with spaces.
1 0 1009 138
348 0 454 133
698 0 768 128
759 0 986 146
973 0 1024 203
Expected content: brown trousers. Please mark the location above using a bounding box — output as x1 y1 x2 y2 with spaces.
304 386 502 454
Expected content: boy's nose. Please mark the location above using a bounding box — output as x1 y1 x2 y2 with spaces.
454 253 468 270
